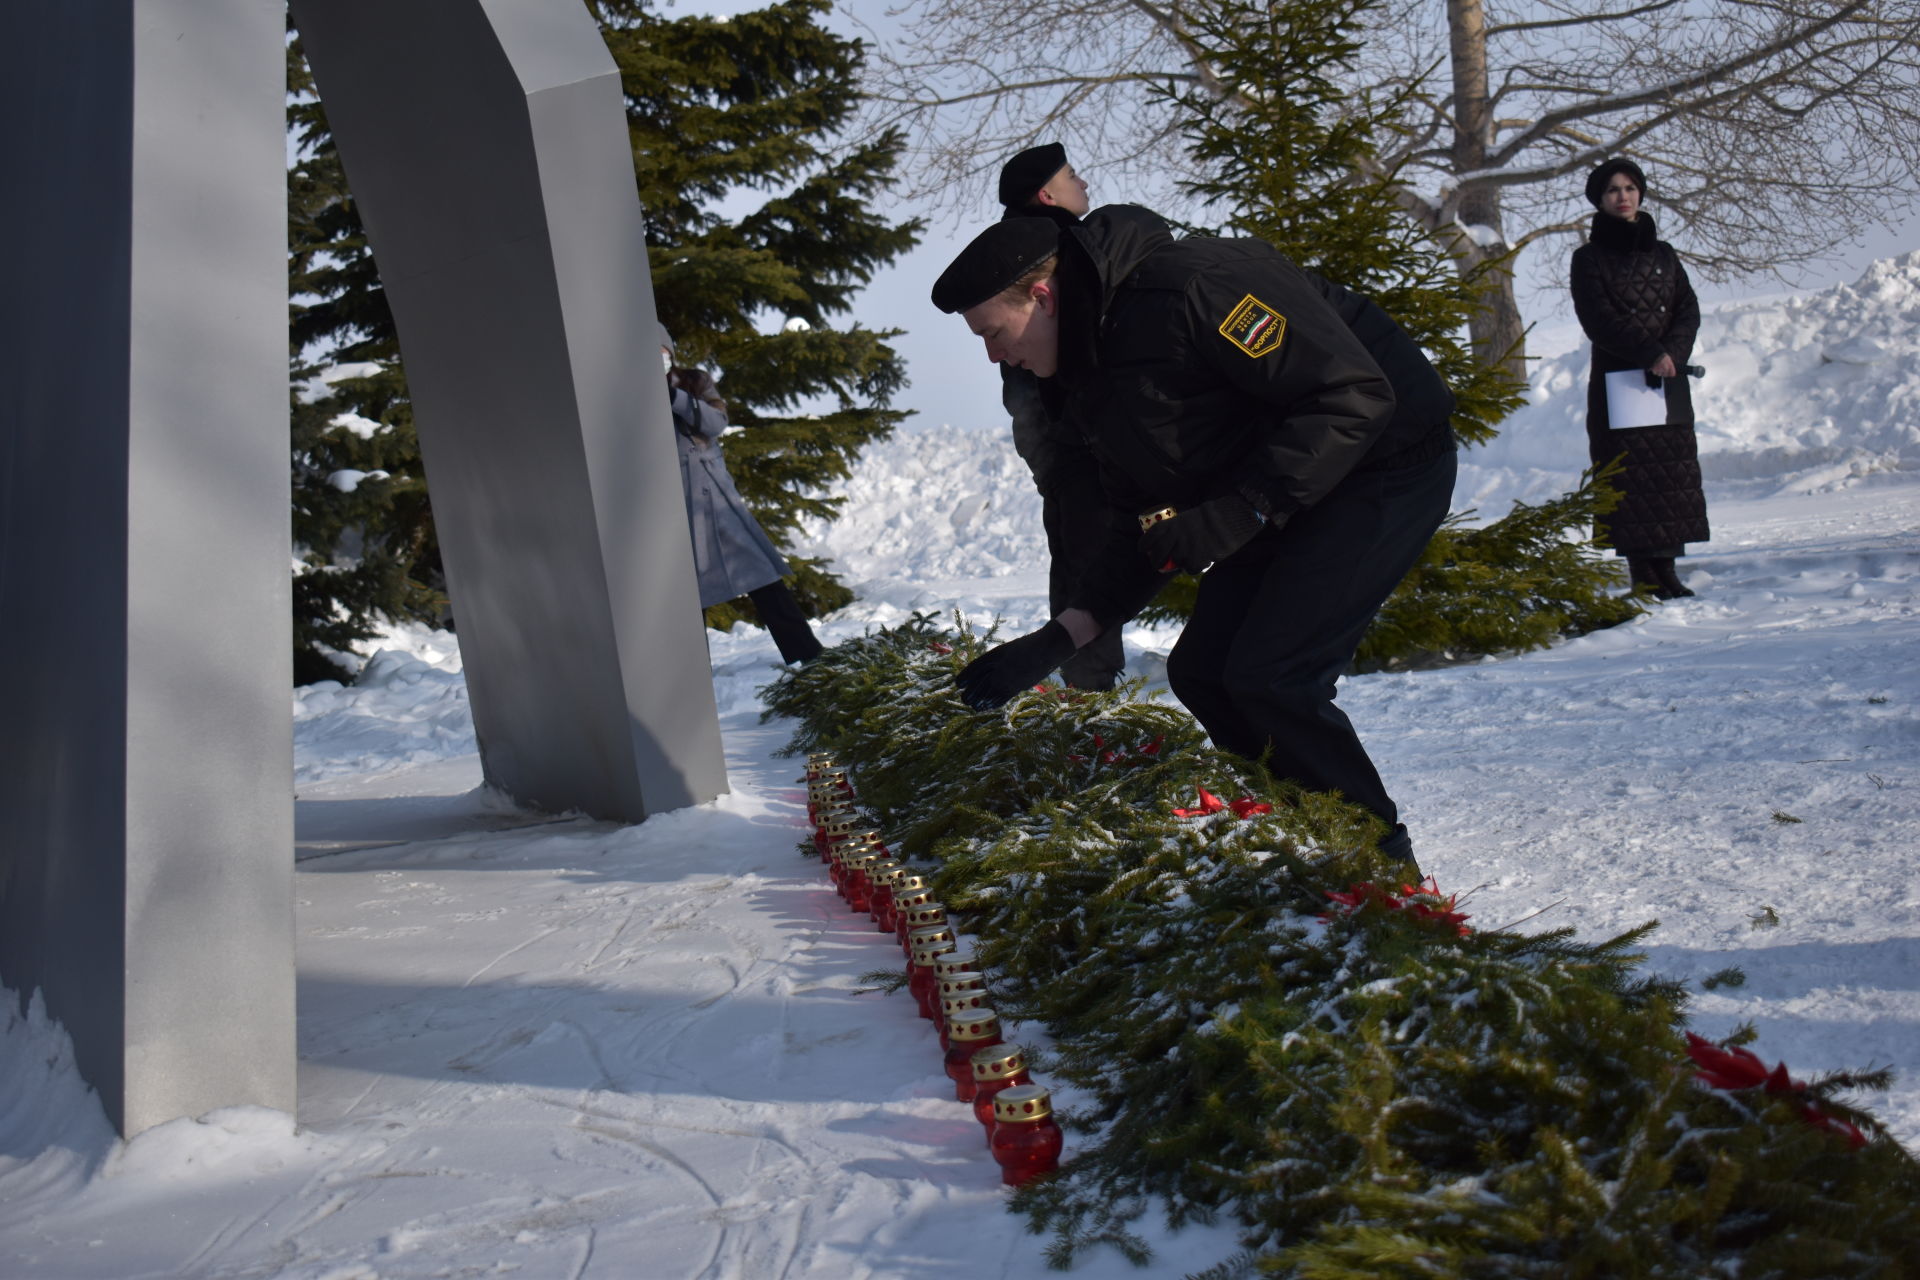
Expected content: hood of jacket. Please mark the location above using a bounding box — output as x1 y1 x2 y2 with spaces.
1051 204 1176 382
1061 204 1176 309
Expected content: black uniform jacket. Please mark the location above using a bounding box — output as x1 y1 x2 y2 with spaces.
1045 205 1456 626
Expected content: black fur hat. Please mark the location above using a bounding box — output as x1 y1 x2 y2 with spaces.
1586 157 1648 209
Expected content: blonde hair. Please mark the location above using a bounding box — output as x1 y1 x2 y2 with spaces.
999 255 1059 304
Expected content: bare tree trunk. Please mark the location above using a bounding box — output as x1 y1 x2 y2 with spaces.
1443 0 1526 383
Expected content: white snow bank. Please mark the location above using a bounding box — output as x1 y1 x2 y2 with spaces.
1463 250 1920 515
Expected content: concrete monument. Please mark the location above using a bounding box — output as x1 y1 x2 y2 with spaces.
0 0 295 1135
1 0 728 1136
290 0 729 820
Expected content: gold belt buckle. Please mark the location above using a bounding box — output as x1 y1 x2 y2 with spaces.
1138 506 1179 532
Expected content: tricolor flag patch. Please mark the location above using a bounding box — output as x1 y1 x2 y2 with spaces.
1218 294 1287 357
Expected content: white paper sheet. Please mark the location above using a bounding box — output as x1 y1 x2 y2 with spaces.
1604 369 1671 429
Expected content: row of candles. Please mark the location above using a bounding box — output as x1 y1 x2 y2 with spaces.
805 751 1063 1188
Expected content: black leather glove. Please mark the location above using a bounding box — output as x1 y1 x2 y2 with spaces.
1139 495 1268 574
955 620 1078 710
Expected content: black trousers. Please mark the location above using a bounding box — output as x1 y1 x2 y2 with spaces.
1043 474 1127 690
1165 449 1455 826
746 580 823 665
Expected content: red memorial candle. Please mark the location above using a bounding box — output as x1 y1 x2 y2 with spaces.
971 1045 1032 1142
907 940 956 1021
990 1085 1063 1187
943 1010 1003 1100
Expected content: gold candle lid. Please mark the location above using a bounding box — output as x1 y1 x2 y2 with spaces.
890 875 931 900
866 860 903 889
971 1044 1027 1082
946 1009 1001 1044
906 923 956 952
901 902 947 928
910 938 958 967
992 1083 1052 1123
940 989 990 1019
938 972 987 998
932 949 977 979
890 886 936 917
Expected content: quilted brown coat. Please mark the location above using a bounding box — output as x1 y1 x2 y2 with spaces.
1570 211 1709 553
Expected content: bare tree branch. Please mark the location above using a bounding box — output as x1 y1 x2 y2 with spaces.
857 0 1920 372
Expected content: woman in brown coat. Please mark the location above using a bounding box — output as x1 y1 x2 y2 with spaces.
1570 158 1707 599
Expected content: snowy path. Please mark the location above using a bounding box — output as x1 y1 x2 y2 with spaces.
3 715 1234 1279
6 477 1915 1279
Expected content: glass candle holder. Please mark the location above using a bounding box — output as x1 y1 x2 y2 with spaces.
866 862 903 931
932 948 978 983
907 940 957 1021
894 894 943 950
942 1010 1002 1101
938 986 992 1051
971 1045 1032 1141
991 1085 1063 1187
843 852 881 914
903 922 956 982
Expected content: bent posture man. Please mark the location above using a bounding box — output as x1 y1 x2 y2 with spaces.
932 209 1456 862
993 143 1136 691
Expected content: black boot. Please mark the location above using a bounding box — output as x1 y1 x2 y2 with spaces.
1626 556 1667 598
1380 823 1422 881
1652 558 1694 598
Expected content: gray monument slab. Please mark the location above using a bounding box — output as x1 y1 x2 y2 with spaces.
0 0 294 1135
290 0 729 820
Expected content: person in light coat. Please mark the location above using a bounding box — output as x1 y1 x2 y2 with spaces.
665 331 823 665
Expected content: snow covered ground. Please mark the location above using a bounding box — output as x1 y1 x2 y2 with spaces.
4 258 1920 1279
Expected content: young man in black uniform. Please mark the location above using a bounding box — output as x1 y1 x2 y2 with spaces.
931 209 1457 863
994 143 1133 691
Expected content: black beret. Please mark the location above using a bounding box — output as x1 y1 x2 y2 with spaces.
1585 157 1648 209
931 218 1063 314
997 142 1067 208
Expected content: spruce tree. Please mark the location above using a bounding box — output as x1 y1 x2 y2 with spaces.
1167 0 1519 448
593 0 921 625
1132 0 1644 663
287 31 443 685
285 1 920 682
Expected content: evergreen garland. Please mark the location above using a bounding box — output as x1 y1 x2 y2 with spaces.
765 618 1920 1276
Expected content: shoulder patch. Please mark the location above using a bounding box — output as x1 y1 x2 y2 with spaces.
1218 294 1287 357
